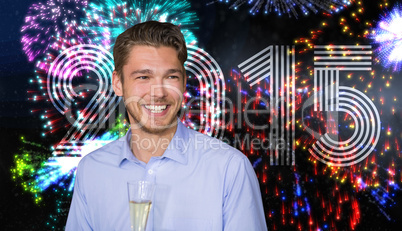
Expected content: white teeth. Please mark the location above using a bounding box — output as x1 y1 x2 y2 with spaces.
144 105 167 113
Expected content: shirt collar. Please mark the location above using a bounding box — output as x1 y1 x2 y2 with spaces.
162 119 189 165
117 131 137 166
118 119 189 166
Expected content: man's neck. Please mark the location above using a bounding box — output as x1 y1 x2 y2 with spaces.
130 124 178 163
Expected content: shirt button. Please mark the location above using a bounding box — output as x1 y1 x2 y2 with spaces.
148 169 153 174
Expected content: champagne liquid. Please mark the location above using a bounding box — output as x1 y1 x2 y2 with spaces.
129 201 152 231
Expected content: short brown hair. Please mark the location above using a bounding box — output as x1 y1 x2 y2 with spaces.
113 21 187 78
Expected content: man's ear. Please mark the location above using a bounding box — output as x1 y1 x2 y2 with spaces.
112 71 123 97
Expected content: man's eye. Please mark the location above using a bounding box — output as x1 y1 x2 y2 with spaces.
136 76 149 80
168 76 179 79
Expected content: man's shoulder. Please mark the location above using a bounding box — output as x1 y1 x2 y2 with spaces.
185 127 247 161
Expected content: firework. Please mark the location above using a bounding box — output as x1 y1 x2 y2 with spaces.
21 0 88 61
10 138 52 204
215 0 352 17
11 120 128 228
371 4 402 72
11 117 128 202
84 0 198 50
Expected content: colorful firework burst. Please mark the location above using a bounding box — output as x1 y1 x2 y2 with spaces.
10 137 51 204
11 117 128 203
21 0 88 61
84 0 198 51
11 118 129 228
214 0 352 17
371 4 402 72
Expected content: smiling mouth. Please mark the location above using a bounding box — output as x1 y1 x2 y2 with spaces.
143 105 169 113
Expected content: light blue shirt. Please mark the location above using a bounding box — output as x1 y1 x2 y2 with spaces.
66 120 267 231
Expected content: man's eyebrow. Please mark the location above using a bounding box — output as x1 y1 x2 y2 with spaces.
165 69 184 75
129 69 183 76
129 69 154 76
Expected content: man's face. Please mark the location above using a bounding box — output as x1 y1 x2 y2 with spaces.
113 45 186 135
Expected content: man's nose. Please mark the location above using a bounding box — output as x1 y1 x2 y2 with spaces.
150 83 168 98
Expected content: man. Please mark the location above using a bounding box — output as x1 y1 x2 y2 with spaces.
66 21 267 231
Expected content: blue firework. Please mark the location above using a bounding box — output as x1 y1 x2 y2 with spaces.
84 0 198 51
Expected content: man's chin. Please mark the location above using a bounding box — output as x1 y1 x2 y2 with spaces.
133 118 178 134
129 109 179 134
140 123 176 134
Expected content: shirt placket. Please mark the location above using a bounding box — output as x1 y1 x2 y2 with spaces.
143 158 161 231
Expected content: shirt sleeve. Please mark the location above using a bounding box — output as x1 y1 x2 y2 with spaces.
65 159 93 231
222 154 268 231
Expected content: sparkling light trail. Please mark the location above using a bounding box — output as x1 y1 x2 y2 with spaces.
214 0 352 17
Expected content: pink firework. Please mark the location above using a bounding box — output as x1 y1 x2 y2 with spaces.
21 0 88 61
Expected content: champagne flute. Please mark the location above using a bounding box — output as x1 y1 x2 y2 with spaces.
127 181 155 231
